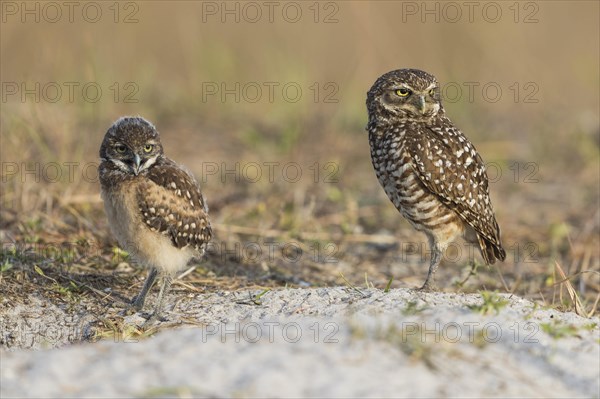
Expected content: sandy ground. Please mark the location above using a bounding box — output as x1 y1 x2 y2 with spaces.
1 287 599 398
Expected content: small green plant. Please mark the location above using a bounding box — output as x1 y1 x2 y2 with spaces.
33 264 46 277
50 281 82 302
471 329 489 349
380 324 436 370
349 321 436 369
454 261 481 288
401 300 427 316
468 291 509 315
384 276 393 293
340 272 367 298
94 318 157 342
0 259 13 273
235 289 271 305
540 321 580 339
112 247 129 264
325 186 343 203
252 288 270 305
524 302 540 320
364 272 375 289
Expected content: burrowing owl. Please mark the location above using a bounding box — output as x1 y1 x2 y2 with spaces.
366 69 505 290
99 116 212 319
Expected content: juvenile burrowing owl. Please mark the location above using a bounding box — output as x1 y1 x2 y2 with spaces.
99 116 212 319
366 69 505 290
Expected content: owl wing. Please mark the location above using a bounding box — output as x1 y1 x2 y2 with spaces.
406 122 505 261
136 159 212 251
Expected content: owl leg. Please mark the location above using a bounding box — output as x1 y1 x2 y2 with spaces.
131 267 158 311
148 273 174 321
420 238 442 291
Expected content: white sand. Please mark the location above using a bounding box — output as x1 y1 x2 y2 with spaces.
1 288 599 398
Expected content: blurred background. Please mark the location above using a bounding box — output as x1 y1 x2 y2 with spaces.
1 1 598 314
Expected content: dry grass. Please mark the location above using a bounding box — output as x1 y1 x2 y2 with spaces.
1 2 598 318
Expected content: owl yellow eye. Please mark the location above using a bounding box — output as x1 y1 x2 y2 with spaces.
429 89 436 96
396 88 411 97
115 144 127 154
144 144 154 153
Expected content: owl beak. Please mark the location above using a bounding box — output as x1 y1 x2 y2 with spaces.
132 154 142 175
417 95 427 115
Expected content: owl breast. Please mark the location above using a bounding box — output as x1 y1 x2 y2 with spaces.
100 173 196 274
369 127 465 245
101 179 138 250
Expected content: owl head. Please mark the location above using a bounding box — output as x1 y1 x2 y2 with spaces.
366 69 443 123
99 116 164 176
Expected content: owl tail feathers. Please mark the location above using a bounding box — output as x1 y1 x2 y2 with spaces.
477 235 506 265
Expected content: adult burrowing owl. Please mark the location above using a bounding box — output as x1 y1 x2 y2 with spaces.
366 69 505 290
99 116 212 319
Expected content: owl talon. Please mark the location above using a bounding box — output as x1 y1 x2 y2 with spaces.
418 282 437 292
141 311 168 327
118 304 137 317
130 295 145 311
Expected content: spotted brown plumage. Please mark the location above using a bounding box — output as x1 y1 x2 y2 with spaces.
138 159 211 250
366 69 505 290
99 116 212 320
